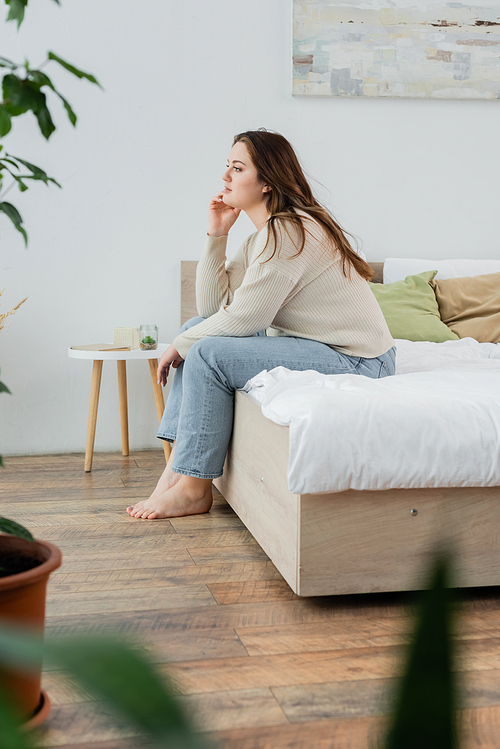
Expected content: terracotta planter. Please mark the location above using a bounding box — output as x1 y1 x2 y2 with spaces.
0 535 62 725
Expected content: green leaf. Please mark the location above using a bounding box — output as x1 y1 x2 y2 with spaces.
0 627 210 749
7 156 61 187
1 158 20 169
28 70 53 88
33 100 56 139
4 0 60 27
2 74 45 116
2 76 56 139
48 52 102 88
0 683 38 748
5 0 28 28
385 553 458 749
0 517 34 542
49 638 208 747
0 379 11 395
0 625 43 671
57 93 77 126
0 202 27 245
0 107 12 137
29 71 77 127
2 74 32 115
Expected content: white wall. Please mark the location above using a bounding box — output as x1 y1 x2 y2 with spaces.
1 0 499 456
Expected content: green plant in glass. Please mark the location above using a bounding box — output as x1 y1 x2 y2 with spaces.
0 0 101 245
142 336 156 345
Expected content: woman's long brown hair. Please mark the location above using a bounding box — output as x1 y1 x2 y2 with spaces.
233 129 373 281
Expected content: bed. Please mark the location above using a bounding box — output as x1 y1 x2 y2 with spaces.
180 258 500 596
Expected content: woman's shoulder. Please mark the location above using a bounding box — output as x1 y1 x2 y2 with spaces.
274 209 330 253
248 211 328 269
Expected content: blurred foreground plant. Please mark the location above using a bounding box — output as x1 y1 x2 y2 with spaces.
385 553 458 749
0 625 211 748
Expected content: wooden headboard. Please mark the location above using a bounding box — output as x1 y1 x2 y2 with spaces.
181 261 384 325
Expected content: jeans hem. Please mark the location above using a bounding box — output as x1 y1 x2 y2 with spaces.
157 433 175 443
172 466 223 480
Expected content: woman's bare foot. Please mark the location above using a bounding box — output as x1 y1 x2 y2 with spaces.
131 442 180 512
149 449 180 499
126 475 213 519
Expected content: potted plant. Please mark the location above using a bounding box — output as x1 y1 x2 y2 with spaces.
0 250 56 727
0 518 62 726
1 296 61 727
0 0 98 721
0 623 210 748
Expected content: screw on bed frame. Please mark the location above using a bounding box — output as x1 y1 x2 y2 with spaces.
410 508 418 516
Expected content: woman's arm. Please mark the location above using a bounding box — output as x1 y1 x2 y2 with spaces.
175 260 296 359
195 235 249 318
195 190 249 317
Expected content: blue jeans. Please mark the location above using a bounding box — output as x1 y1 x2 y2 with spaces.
157 317 396 479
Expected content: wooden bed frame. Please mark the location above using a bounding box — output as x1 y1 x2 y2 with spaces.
181 260 500 596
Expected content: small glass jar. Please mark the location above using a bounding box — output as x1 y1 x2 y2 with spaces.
139 324 158 351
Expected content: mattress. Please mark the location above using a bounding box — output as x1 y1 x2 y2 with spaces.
242 338 500 495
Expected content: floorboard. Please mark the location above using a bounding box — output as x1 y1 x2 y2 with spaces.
2 450 500 748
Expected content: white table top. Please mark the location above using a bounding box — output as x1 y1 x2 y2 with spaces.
68 344 169 361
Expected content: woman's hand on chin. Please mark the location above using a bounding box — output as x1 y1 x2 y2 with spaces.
157 344 184 386
208 192 240 237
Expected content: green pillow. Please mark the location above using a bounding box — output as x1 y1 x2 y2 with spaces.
369 270 459 342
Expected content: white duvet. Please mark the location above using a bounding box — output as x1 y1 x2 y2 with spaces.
243 338 500 495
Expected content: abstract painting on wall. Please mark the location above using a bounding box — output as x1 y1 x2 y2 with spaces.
293 0 500 99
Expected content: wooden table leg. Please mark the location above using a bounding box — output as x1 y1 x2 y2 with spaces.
117 360 129 457
85 360 103 472
148 358 171 462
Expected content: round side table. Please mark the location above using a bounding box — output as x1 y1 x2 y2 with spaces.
68 345 171 472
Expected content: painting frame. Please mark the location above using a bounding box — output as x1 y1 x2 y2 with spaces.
292 0 500 100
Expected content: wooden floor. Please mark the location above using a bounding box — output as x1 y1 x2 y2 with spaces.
3 452 500 748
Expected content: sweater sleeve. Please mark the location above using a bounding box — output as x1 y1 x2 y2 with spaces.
174 260 296 358
195 235 249 318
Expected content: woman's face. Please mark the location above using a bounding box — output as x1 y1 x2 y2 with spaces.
221 142 270 212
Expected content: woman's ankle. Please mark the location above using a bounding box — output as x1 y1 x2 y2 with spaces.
177 475 213 497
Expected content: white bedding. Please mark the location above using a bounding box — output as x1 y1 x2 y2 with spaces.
243 339 500 495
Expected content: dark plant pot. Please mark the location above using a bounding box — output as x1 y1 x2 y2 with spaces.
0 536 62 725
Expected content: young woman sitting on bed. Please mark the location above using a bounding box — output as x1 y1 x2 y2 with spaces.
127 129 395 520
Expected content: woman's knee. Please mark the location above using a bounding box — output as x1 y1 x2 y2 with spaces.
184 338 223 371
186 337 213 359
179 316 206 334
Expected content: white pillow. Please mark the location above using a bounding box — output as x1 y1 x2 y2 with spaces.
383 258 500 284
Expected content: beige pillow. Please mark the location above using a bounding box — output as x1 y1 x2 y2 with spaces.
431 272 500 343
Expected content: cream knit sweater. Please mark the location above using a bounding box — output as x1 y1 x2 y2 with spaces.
173 213 394 359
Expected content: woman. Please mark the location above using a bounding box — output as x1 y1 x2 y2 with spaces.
127 130 395 520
